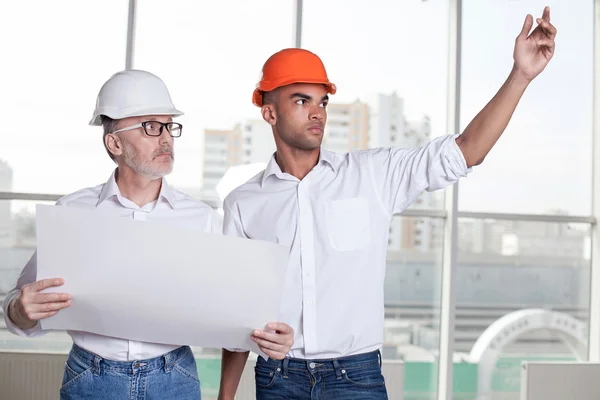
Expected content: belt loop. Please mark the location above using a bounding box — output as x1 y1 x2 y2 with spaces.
378 349 382 367
92 355 102 376
282 358 289 378
163 351 173 372
332 359 343 379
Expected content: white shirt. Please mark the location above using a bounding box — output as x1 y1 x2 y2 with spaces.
223 134 470 359
3 170 222 361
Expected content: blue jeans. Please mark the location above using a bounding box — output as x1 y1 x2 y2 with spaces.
255 350 388 400
60 344 201 400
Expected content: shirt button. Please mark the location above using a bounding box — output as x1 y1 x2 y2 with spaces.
307 300 313 306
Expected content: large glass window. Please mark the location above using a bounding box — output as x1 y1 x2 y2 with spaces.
455 219 590 399
303 0 450 212
458 0 593 216
455 1 593 397
135 0 295 204
0 2 597 400
0 1 129 195
386 216 453 399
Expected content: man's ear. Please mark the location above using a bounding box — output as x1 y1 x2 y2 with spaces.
261 105 277 126
106 134 123 157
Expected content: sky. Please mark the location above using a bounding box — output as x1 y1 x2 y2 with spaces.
0 0 593 216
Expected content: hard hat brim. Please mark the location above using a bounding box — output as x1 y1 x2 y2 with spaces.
89 106 184 126
253 80 337 107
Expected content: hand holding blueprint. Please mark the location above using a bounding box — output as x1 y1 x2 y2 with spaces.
36 204 288 356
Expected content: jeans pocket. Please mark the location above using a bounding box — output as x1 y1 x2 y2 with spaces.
173 359 201 384
60 360 93 393
254 364 280 389
342 364 386 388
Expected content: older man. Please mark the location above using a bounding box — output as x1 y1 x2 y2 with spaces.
3 70 293 400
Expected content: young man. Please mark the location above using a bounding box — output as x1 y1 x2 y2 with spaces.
4 69 293 399
218 8 556 400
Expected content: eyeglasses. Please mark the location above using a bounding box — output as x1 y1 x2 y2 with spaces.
112 120 183 137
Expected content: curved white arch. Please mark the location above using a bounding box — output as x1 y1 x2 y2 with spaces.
468 308 587 399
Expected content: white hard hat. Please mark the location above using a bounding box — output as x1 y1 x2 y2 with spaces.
89 69 183 126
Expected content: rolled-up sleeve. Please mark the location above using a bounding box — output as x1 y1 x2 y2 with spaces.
369 134 471 215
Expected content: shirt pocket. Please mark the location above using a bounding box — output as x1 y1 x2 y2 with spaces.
325 197 371 251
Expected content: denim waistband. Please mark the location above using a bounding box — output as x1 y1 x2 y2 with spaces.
70 344 192 374
257 349 382 371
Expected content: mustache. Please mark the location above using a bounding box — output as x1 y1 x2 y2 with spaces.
152 147 174 159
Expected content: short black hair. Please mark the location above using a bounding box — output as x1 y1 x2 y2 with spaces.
262 89 280 107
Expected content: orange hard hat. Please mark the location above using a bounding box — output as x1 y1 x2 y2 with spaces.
252 48 337 107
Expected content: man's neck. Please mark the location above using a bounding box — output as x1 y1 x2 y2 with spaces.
274 146 320 181
115 167 163 208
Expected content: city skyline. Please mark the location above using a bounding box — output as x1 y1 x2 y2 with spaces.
2 202 591 259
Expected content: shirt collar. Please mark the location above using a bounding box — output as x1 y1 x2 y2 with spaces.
97 169 177 209
260 149 337 187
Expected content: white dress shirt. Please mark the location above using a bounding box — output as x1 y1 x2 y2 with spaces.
223 134 471 359
3 170 222 361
